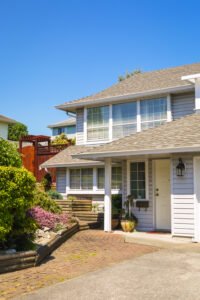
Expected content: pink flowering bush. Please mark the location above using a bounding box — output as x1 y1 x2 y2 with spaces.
28 206 68 230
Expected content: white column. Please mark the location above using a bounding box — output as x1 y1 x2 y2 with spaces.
194 157 200 242
167 94 172 122
195 79 200 111
136 100 141 132
104 158 112 232
66 168 70 196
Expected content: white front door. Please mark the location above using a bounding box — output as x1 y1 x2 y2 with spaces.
155 159 171 231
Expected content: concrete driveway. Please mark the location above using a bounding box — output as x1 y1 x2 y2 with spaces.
17 243 200 300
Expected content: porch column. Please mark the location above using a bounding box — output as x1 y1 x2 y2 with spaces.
195 78 200 112
104 158 112 232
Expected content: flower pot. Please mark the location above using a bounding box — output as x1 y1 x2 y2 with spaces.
112 218 119 230
120 220 136 232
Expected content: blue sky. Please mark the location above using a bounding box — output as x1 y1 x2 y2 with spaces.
0 0 200 135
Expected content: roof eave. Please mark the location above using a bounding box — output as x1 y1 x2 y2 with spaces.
73 146 200 160
55 84 194 112
40 161 104 169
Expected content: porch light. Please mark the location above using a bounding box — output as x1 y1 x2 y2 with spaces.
176 158 185 177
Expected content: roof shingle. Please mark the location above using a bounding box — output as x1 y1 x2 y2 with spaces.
57 62 200 110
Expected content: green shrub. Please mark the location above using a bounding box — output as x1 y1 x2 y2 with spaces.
0 166 37 246
33 188 62 214
47 190 63 200
0 138 22 167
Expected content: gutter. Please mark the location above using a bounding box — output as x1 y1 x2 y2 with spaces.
73 146 200 160
56 84 194 111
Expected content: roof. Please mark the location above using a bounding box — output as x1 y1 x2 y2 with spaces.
0 114 17 124
48 118 76 128
74 113 200 160
57 62 200 111
40 145 103 168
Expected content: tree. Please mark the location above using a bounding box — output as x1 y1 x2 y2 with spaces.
51 133 75 145
8 122 28 141
118 69 142 82
0 138 22 167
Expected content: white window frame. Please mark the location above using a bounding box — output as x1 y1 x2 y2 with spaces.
84 96 171 144
69 167 93 190
127 159 149 200
66 166 122 195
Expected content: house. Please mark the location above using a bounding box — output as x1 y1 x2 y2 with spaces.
0 114 17 140
41 62 200 242
48 118 76 139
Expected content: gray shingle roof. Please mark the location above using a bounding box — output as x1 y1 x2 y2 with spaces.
74 113 200 159
40 145 102 168
0 114 17 124
57 62 200 110
48 118 76 128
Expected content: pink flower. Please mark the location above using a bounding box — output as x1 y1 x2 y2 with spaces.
28 206 68 230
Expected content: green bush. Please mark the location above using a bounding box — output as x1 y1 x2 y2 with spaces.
47 190 63 200
8 122 28 141
0 167 37 246
0 138 22 167
33 188 62 214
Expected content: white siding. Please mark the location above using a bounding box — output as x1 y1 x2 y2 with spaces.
56 168 67 193
131 159 154 231
0 123 8 140
76 109 84 145
171 92 195 120
172 158 194 237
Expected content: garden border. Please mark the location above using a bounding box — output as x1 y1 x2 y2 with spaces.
0 223 79 274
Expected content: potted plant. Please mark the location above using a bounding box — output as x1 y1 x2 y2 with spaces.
112 195 122 230
120 195 138 232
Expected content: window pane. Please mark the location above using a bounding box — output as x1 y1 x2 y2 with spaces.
140 98 167 130
130 162 146 199
113 102 137 139
112 167 122 189
97 168 105 189
87 106 109 141
81 169 93 190
70 169 81 189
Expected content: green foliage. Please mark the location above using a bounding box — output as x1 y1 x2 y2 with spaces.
0 138 22 167
118 69 142 82
51 133 70 145
47 190 63 200
8 122 28 141
0 167 37 245
41 173 52 191
33 188 62 214
112 194 122 216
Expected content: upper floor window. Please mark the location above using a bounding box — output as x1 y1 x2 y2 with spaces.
87 106 109 141
112 102 137 139
140 98 167 130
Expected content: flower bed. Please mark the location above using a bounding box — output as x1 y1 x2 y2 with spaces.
0 223 79 274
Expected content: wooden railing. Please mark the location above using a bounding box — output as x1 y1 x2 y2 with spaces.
37 144 69 155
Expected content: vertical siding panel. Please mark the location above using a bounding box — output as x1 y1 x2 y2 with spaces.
171 92 195 120
56 168 67 193
76 109 84 145
172 157 194 237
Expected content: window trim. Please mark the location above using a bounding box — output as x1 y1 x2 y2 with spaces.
69 167 93 190
85 96 171 143
127 159 149 200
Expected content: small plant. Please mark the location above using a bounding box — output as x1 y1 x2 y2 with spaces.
33 188 62 214
47 190 63 200
41 173 52 192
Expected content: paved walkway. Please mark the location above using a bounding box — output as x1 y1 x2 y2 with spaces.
0 230 156 300
17 242 200 300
